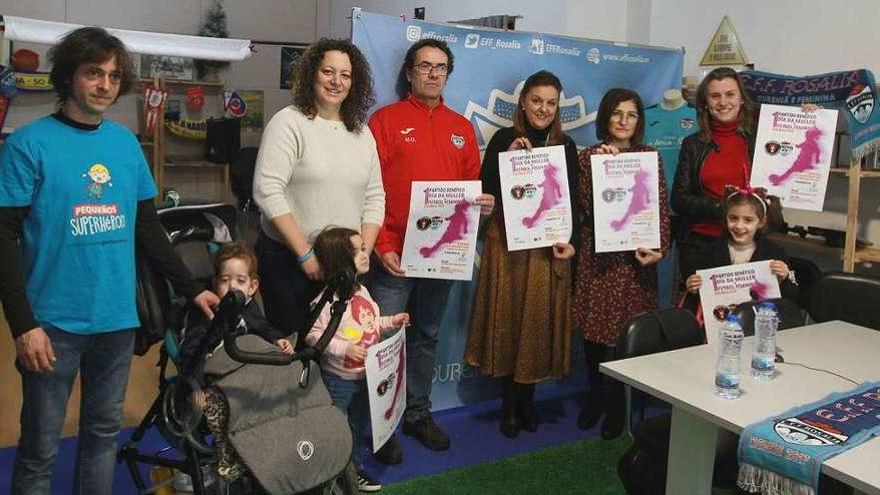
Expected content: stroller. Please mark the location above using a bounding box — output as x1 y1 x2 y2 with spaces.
118 203 357 494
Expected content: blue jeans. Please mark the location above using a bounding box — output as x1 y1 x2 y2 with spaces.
366 268 453 424
12 327 135 495
321 372 368 469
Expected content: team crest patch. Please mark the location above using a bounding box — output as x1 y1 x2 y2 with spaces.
846 84 875 124
774 417 848 446
451 133 465 149
680 118 694 129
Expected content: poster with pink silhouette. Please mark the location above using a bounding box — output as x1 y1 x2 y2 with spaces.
590 152 662 253
365 326 406 452
697 261 780 347
400 181 481 280
497 145 573 251
751 104 838 212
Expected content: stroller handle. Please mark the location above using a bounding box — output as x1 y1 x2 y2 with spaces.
213 289 297 366
218 289 327 367
220 275 351 369
222 333 299 366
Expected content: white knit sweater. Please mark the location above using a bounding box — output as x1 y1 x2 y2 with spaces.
253 105 385 242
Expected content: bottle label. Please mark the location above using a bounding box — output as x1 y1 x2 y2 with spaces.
752 356 774 371
715 373 739 389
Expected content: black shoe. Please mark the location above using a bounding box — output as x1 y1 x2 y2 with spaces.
373 433 403 465
577 402 603 430
356 469 383 492
600 409 625 440
518 400 538 433
499 405 520 439
402 416 450 451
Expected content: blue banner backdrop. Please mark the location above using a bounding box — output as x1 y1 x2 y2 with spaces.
740 69 880 160
352 9 685 410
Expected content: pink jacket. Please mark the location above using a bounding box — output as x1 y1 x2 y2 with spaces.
305 286 397 380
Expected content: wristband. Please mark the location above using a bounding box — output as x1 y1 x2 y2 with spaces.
297 247 315 264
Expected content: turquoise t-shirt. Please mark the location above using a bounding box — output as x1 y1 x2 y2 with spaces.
0 115 157 334
644 104 697 211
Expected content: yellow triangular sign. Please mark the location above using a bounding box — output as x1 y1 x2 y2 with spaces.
700 15 749 66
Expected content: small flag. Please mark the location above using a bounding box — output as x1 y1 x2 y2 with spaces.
224 89 247 117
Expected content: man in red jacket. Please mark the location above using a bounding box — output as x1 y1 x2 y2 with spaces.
368 38 493 463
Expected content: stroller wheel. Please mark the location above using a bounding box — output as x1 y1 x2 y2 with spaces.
162 376 204 438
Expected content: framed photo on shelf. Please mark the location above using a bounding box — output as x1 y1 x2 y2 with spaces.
280 46 307 90
239 90 264 131
141 54 194 81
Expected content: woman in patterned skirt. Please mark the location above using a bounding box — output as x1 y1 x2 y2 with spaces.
573 88 671 439
465 70 578 439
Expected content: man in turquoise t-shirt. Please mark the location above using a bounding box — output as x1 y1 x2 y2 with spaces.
0 27 218 494
644 92 696 307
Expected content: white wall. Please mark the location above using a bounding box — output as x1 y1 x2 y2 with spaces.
650 0 880 78
0 0 321 135
2 0 877 242
650 0 880 244
327 0 632 43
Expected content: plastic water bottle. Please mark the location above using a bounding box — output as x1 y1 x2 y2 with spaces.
751 302 778 381
714 314 744 399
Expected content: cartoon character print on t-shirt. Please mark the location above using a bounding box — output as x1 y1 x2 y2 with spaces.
341 294 382 368
70 162 126 237
84 163 113 198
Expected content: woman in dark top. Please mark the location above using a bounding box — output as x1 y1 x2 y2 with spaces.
465 70 578 439
672 67 756 283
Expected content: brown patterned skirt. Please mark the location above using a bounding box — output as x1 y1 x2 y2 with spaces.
464 215 571 383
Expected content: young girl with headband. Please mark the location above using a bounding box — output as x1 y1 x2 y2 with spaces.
685 186 798 300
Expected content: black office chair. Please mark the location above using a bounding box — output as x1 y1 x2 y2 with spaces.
787 256 822 310
809 271 880 330
731 297 805 337
615 308 705 494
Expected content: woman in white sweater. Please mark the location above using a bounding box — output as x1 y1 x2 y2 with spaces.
253 38 385 346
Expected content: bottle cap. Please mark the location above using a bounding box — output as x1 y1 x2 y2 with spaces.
725 313 741 323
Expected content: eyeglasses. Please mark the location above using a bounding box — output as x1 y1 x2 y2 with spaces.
413 62 449 75
610 110 639 122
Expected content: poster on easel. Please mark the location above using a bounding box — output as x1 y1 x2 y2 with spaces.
750 104 838 212
497 145 572 251
400 181 481 280
365 327 406 453
697 260 781 347
590 152 661 253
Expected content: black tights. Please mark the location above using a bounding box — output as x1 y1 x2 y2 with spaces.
582 340 624 415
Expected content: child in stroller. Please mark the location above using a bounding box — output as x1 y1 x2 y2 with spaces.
307 227 410 492
123 203 355 495
177 242 294 482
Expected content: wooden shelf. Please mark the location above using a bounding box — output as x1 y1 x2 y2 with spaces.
137 77 229 204
829 167 880 178
164 159 227 168
768 233 879 266
137 78 224 88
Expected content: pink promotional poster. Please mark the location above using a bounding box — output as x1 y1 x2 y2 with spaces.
590 152 662 253
697 260 781 347
497 145 573 251
400 181 482 281
750 104 839 212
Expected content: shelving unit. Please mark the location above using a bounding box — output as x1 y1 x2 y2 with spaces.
839 158 880 271
772 159 880 272
137 78 230 203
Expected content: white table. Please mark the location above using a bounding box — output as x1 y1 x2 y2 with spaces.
601 321 880 495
